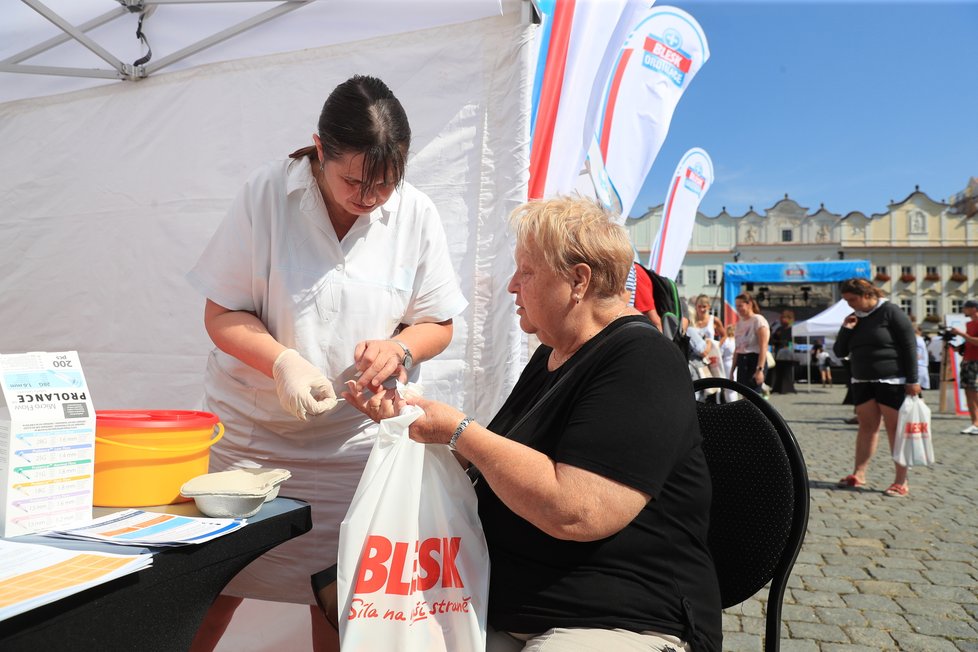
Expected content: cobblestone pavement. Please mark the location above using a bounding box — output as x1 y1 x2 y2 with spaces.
722 385 978 652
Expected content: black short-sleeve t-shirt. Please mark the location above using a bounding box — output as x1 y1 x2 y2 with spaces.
477 316 722 651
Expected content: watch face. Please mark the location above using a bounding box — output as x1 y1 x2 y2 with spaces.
393 340 413 369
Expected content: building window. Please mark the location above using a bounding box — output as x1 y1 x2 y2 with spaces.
781 228 793 242
952 298 964 313
925 298 938 317
676 269 684 285
707 269 718 285
900 298 913 316
925 266 938 276
875 265 887 276
901 265 913 276
952 265 964 275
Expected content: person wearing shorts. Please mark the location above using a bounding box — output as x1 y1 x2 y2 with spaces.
833 278 920 497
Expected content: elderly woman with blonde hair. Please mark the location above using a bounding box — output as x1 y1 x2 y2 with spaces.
346 196 722 651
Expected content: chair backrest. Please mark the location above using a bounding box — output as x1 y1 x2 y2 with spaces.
693 377 810 651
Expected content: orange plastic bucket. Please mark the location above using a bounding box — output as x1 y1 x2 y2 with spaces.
94 410 225 507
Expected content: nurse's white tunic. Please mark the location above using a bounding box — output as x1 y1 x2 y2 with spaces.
187 158 467 603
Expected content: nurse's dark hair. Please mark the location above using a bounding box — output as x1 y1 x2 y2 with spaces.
289 75 411 196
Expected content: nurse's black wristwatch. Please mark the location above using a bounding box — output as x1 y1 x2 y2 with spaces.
390 339 414 370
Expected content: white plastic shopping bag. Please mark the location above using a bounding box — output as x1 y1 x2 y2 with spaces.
893 395 934 467
337 406 490 652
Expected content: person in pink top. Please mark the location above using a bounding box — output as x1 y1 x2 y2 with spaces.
730 292 770 393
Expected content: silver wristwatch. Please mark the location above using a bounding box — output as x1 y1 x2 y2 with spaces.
391 339 414 370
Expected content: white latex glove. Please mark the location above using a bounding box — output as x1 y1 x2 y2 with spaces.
272 349 338 421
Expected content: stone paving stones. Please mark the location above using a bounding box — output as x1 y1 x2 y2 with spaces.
720 385 978 651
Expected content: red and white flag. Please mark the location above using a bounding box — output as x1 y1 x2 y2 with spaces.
647 147 714 280
592 6 709 218
528 0 649 200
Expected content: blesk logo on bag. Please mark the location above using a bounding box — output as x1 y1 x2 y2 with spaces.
642 28 691 87
904 421 929 436
349 535 473 625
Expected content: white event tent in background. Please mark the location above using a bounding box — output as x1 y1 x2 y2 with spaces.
791 299 852 389
791 299 852 340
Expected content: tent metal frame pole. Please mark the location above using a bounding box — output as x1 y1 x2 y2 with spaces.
3 0 310 82
143 1 310 75
20 0 129 74
0 63 121 79
1 7 127 65
806 335 811 392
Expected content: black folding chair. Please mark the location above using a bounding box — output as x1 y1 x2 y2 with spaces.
693 377 810 652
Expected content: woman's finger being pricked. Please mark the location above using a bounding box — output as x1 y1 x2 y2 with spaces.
341 380 369 413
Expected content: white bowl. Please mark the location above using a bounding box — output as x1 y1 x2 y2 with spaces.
180 468 292 518
189 492 267 518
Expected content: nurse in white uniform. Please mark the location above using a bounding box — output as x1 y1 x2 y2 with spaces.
186 75 467 652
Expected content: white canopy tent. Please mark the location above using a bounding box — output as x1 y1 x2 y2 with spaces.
1 1 534 646
1 0 533 421
0 1 517 103
792 299 850 338
792 299 850 388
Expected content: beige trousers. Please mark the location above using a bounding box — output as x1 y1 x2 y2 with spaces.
486 625 691 652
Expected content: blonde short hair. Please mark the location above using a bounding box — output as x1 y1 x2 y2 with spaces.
509 196 632 299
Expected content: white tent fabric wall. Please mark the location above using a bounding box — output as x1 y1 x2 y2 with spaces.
0 9 531 424
791 299 851 338
0 1 507 105
792 299 850 389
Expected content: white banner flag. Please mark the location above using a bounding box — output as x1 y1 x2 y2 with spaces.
593 6 709 217
528 0 649 200
647 148 714 279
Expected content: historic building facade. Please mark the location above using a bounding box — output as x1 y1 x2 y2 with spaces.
626 183 978 326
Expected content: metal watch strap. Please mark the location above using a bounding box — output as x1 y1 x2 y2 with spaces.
390 339 413 370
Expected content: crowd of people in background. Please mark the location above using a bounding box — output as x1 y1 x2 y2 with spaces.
632 283 976 425
633 279 978 503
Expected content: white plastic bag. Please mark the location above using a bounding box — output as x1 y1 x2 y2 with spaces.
893 395 934 467
337 406 490 652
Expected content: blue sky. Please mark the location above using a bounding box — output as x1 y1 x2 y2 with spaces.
631 0 978 218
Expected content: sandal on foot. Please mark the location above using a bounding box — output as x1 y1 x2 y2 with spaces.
837 475 865 488
883 483 909 497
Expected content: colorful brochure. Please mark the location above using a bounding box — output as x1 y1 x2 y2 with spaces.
0 539 152 621
43 508 246 547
